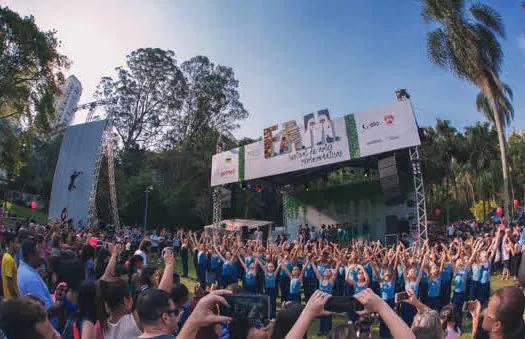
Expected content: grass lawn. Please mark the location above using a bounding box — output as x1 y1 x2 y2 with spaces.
2 202 48 224
169 253 517 338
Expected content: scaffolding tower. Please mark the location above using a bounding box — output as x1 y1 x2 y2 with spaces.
76 99 121 230
395 90 428 243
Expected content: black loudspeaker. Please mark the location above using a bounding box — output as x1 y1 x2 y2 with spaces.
398 220 409 234
378 156 403 205
385 215 399 234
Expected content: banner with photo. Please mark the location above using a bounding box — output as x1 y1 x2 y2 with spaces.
245 109 351 180
210 100 420 186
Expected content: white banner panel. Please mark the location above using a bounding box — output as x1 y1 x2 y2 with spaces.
210 100 421 186
49 120 107 225
244 111 351 181
210 148 240 186
355 101 420 157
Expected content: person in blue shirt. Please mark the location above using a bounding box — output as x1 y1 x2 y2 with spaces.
238 254 259 294
426 253 446 311
400 252 427 327
345 263 370 323
452 257 468 329
313 260 340 336
303 253 318 302
278 254 294 302
479 240 497 306
467 241 485 304
214 245 238 288
17 239 61 330
371 253 398 339
180 239 189 277
441 256 453 307
208 253 222 287
258 258 281 319
281 260 307 303
196 245 208 290
334 257 347 296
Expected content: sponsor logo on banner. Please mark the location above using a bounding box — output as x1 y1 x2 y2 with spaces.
362 121 381 130
385 136 399 141
384 114 394 125
220 169 236 177
225 157 231 163
366 139 382 145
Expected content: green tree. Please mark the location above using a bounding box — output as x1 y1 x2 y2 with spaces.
95 48 187 151
422 0 513 222
0 126 31 180
0 6 68 132
507 133 525 203
163 56 249 148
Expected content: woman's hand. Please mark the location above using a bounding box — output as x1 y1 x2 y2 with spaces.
303 290 332 318
354 288 385 315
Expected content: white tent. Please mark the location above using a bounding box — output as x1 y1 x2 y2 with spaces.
204 219 273 232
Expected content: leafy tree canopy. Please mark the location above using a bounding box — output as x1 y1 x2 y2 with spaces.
0 6 69 133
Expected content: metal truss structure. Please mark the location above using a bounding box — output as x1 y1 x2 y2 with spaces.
72 98 118 122
279 185 293 233
212 134 224 238
410 146 428 243
395 90 428 244
78 99 121 230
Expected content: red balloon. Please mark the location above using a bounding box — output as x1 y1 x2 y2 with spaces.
434 208 441 216
496 207 503 217
514 200 519 206
31 202 36 210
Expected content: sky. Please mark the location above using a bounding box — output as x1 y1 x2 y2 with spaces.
5 0 525 139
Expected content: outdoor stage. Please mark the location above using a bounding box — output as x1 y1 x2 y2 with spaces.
210 92 428 243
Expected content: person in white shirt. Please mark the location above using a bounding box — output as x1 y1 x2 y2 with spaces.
309 227 317 241
150 232 159 254
447 225 455 237
134 240 151 266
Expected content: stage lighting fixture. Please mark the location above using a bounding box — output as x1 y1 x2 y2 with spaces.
256 185 262 193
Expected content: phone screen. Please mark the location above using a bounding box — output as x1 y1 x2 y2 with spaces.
324 296 363 313
395 292 410 303
462 301 476 312
219 295 270 320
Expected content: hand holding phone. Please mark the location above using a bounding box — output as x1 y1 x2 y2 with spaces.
219 295 270 320
462 301 477 313
395 291 410 303
324 296 363 313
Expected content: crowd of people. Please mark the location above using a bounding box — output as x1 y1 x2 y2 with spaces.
0 215 524 338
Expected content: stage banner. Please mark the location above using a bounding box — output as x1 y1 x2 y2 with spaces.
355 101 421 157
210 148 240 186
244 109 350 181
210 100 420 186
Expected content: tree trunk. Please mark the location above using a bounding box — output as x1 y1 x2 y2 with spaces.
490 96 510 226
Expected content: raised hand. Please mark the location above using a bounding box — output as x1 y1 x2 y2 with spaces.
163 248 175 266
303 290 332 318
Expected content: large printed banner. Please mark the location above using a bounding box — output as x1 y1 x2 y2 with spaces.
211 100 420 186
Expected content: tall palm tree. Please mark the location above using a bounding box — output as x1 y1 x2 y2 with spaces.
422 0 513 222
476 85 514 127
